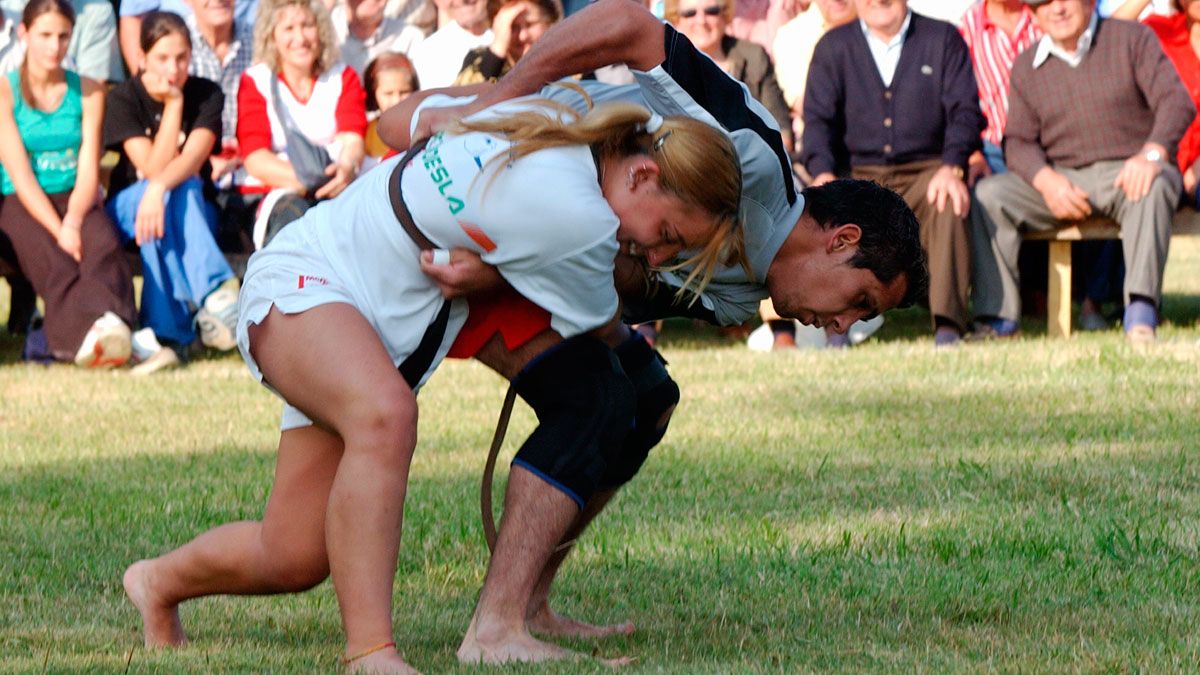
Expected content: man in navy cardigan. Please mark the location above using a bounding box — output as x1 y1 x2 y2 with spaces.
802 0 983 345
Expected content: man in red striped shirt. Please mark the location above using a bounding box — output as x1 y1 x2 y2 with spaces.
959 0 1042 182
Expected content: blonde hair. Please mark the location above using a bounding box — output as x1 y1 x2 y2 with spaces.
454 89 745 300
254 0 339 76
664 0 734 25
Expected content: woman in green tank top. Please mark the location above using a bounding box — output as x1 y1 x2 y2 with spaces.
0 0 136 367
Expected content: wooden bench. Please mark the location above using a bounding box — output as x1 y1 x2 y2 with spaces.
1025 207 1200 338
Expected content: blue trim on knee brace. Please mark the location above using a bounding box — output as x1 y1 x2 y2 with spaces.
511 458 586 509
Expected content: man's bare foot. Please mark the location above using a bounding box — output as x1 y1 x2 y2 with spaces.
123 560 187 647
345 647 421 674
458 616 581 665
526 604 634 639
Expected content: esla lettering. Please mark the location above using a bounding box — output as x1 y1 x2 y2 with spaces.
421 133 465 215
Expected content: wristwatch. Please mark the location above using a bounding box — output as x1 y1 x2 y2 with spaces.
1143 148 1164 163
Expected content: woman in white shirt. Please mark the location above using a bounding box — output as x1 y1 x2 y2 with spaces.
123 87 745 672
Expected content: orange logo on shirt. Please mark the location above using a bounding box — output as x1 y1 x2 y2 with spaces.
459 221 497 253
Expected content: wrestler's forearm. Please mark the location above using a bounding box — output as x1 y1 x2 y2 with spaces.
469 0 667 112
378 82 493 150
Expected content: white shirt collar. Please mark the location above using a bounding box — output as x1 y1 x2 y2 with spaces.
859 9 913 49
859 10 912 87
1032 10 1099 68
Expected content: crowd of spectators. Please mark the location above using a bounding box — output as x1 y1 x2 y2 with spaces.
766 0 1198 348
0 0 1197 369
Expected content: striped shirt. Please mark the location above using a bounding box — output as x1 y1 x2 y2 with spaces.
958 1 1041 146
187 15 255 145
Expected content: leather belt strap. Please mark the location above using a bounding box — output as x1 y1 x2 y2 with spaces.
388 137 514 551
388 137 450 390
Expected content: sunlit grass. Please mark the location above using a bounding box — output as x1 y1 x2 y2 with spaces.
1 239 1198 672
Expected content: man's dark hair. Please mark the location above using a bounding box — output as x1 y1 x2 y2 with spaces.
802 179 928 309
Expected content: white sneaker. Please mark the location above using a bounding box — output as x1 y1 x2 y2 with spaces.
130 327 163 363
74 311 132 368
196 283 239 351
131 345 181 376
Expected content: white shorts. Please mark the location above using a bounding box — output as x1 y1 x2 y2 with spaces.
236 222 466 431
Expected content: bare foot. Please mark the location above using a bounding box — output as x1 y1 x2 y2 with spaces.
123 560 187 647
526 604 634 639
458 616 580 665
345 647 421 674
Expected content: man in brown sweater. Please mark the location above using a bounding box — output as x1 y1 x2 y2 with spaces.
969 0 1195 345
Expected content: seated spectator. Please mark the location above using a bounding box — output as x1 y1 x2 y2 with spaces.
727 0 802 53
0 0 121 81
666 0 793 152
118 0 192 75
970 0 1194 345
332 0 425 77
237 0 366 247
105 11 238 373
1144 0 1200 208
363 51 418 163
0 0 136 366
409 0 491 89
772 0 855 159
453 0 561 84
959 0 1041 178
802 0 982 346
119 0 256 74
186 0 255 248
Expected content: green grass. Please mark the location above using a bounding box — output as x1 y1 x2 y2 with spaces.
2 240 1199 673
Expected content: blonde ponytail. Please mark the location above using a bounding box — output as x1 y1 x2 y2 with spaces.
453 88 745 300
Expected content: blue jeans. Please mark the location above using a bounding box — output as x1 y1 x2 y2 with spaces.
108 177 233 345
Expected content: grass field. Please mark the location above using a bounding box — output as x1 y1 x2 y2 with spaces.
2 240 1199 673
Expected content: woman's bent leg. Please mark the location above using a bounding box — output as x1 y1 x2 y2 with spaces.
124 423 342 646
128 303 419 671
242 304 418 669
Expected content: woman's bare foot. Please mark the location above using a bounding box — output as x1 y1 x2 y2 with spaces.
458 616 581 665
123 560 187 647
526 604 635 639
345 646 421 674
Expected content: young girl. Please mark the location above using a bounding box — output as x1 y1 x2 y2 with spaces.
0 0 137 367
104 11 238 373
123 91 744 671
363 52 419 163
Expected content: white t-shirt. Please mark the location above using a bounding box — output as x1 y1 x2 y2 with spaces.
285 95 619 348
399 94 621 338
409 21 493 89
330 6 425 77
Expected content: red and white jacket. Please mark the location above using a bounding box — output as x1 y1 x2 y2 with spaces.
236 62 367 193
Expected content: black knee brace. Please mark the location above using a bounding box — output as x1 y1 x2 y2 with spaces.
599 334 680 490
511 336 636 508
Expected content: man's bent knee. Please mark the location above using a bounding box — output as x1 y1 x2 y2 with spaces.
511 336 636 507
599 333 680 490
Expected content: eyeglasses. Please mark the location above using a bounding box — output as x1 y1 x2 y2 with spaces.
679 5 722 18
